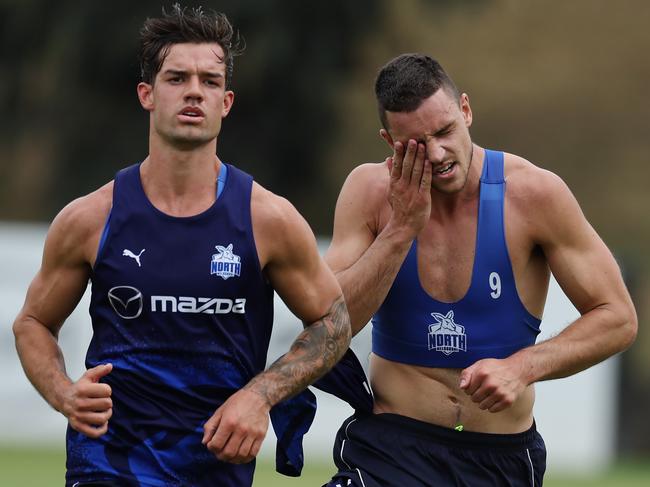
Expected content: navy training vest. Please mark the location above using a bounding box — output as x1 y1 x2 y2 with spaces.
372 150 542 368
66 162 275 486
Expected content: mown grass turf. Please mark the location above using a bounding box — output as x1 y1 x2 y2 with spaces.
1 446 648 486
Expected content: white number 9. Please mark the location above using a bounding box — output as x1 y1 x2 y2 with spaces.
489 272 501 299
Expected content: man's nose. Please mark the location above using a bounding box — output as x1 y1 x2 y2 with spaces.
184 76 203 102
426 141 446 163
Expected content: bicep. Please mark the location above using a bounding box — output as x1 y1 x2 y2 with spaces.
539 181 631 315
17 210 92 334
266 208 342 325
324 169 379 274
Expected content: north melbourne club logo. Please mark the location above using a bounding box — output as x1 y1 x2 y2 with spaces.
427 310 467 355
210 244 241 280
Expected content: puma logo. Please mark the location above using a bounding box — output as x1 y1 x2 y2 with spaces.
123 248 145 267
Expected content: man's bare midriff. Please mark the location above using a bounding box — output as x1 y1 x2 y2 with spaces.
370 354 535 434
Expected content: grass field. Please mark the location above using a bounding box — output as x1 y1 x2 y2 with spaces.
1 446 649 486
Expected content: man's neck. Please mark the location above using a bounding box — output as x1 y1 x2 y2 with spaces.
140 137 222 216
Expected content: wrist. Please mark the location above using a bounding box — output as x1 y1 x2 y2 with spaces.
511 348 537 386
380 219 418 247
51 375 74 414
242 382 274 411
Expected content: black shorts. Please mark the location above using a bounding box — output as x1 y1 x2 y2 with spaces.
323 413 546 487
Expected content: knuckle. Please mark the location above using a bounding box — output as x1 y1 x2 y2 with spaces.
85 427 101 438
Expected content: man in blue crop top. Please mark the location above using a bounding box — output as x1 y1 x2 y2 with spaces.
323 54 637 486
12 6 353 487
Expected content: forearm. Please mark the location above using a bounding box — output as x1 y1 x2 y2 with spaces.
516 304 637 384
243 295 351 407
336 223 413 334
13 316 72 412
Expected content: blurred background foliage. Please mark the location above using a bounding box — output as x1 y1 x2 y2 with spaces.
1 0 648 456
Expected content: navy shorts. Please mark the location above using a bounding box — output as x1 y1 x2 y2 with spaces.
323 413 546 487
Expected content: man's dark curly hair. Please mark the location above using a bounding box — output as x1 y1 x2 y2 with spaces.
139 3 245 88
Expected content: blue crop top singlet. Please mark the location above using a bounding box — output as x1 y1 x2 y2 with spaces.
372 149 541 368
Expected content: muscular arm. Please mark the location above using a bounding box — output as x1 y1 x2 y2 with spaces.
13 192 114 436
203 189 351 463
461 169 637 412
326 140 432 334
243 296 349 406
517 172 637 379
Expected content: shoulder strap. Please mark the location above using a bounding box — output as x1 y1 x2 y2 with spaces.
480 149 505 184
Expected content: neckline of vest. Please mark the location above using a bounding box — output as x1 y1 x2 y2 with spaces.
130 162 230 222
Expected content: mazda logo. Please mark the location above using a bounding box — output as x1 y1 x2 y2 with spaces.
108 286 143 319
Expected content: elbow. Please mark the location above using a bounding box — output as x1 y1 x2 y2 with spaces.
13 314 55 344
12 316 28 343
620 307 638 351
337 315 352 357
343 320 352 350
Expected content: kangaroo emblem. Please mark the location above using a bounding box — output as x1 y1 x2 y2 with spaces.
211 243 241 280
123 248 146 267
427 310 467 355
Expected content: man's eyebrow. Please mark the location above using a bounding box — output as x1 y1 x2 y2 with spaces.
162 69 186 76
162 69 224 78
201 71 224 78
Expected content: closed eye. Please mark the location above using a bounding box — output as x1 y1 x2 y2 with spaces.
435 123 454 137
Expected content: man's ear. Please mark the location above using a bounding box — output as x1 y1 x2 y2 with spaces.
379 128 394 149
221 90 235 118
137 82 154 111
460 93 473 128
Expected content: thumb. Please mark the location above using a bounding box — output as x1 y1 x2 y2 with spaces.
202 408 222 445
84 363 113 382
459 367 471 390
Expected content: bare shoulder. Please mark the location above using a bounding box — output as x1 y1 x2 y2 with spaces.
505 152 576 205
504 152 585 242
341 161 390 204
334 161 391 230
250 182 317 267
46 181 114 266
250 181 299 230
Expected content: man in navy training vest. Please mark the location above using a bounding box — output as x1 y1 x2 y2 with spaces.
12 6 353 487
323 54 637 486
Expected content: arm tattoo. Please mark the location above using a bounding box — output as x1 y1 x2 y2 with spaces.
244 295 351 407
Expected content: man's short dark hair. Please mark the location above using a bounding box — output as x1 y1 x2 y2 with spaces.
375 54 460 130
139 4 245 88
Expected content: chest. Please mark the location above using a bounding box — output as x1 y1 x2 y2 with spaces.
377 192 536 305
95 207 260 296
416 215 478 302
